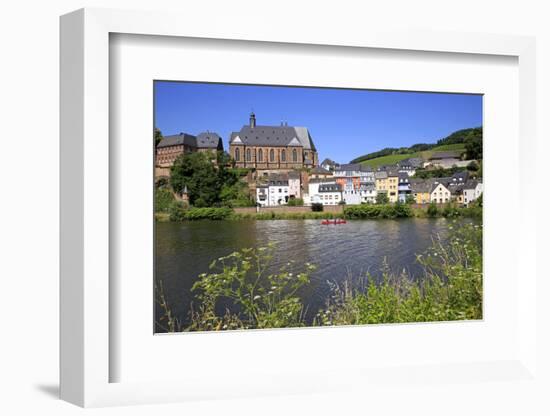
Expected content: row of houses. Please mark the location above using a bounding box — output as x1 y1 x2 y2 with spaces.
255 164 483 207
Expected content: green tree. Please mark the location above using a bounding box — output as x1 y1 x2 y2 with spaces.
465 135 482 160
405 194 416 204
154 127 163 147
376 192 389 205
170 152 222 207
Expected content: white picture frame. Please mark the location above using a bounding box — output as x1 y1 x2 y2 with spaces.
60 7 539 408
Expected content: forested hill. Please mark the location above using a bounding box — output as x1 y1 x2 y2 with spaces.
349 127 482 165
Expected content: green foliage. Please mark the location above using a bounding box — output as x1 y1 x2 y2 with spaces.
442 202 460 218
183 207 233 221
344 203 413 219
155 188 175 213
170 151 245 207
427 202 439 217
168 200 188 221
287 198 304 206
154 127 163 146
188 244 316 330
375 192 389 205
405 194 416 204
465 134 483 160
311 203 324 212
317 222 483 325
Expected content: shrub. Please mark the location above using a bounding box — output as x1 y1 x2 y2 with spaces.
168 200 188 221
311 203 324 212
287 198 304 206
426 202 439 217
155 188 175 213
343 204 412 219
184 207 233 220
189 244 316 330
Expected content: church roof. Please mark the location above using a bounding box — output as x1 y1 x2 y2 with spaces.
229 124 316 150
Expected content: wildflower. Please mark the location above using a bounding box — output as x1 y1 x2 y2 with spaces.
253 295 261 300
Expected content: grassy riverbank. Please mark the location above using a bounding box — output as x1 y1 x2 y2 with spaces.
156 221 482 332
156 202 482 222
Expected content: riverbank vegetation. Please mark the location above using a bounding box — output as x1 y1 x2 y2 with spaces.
156 221 482 332
158 199 482 222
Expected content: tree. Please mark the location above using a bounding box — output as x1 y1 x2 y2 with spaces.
154 127 163 147
405 194 416 204
170 152 222 207
465 134 483 160
376 192 389 205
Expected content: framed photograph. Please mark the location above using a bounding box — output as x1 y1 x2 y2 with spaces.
60 8 539 408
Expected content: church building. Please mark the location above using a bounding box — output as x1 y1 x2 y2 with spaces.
229 113 318 171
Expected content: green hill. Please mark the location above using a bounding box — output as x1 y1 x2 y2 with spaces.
350 127 481 166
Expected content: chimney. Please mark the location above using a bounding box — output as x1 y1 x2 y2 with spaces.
249 112 256 128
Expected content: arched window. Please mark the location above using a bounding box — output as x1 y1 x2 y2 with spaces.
281 149 286 162
293 148 298 162
246 148 251 161
270 149 275 162
235 147 240 161
258 149 263 162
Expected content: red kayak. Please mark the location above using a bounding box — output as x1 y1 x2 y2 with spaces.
321 219 347 225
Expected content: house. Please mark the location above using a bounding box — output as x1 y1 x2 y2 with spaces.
343 185 377 205
334 164 375 192
426 151 463 169
397 172 412 202
309 166 334 179
463 180 483 205
288 171 302 199
267 174 290 206
320 158 339 171
229 113 318 171
155 131 224 177
410 179 431 204
375 171 389 200
430 180 452 204
386 170 399 203
307 179 340 205
256 185 269 207
396 157 423 176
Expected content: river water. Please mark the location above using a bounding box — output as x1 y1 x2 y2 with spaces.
155 218 459 332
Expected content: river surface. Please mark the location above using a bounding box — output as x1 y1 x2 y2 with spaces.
155 218 460 332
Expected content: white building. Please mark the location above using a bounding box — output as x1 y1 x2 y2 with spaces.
342 186 377 205
268 177 289 206
463 180 483 205
288 171 301 199
256 186 269 206
308 180 342 205
430 181 451 204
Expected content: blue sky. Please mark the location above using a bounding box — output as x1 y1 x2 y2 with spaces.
154 81 482 163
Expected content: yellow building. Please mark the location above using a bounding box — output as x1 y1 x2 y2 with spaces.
410 180 431 204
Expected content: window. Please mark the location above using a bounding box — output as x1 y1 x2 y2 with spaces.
235 147 240 161
281 149 286 162
293 149 298 162
258 149 263 162
246 148 251 161
270 149 275 162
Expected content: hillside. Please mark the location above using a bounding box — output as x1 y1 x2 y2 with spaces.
349 127 480 167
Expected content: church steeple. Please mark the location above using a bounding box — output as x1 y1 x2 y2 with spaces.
249 112 256 128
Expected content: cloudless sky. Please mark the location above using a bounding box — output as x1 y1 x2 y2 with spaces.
154 81 482 163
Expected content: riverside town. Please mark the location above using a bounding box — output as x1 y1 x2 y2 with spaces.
154 82 483 333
